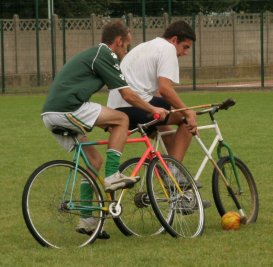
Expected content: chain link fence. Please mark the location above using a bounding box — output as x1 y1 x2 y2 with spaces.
0 3 273 93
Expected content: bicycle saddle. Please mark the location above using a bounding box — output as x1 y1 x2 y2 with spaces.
51 126 78 137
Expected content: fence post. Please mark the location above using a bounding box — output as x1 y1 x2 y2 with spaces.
126 13 133 50
260 11 264 88
142 0 146 42
0 20 5 93
167 0 172 23
265 11 269 64
14 14 19 74
50 13 57 80
192 13 196 91
91 13 96 46
62 17 66 65
198 12 203 68
127 13 133 29
232 12 237 67
163 12 169 30
35 1 41 86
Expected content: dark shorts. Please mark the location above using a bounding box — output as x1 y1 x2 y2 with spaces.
117 96 171 135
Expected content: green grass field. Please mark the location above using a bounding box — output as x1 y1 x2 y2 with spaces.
1 90 273 267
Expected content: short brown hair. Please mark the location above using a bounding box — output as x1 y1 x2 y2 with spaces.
163 20 196 42
101 21 129 45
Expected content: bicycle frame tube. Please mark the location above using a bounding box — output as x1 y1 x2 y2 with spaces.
114 135 172 206
155 151 184 195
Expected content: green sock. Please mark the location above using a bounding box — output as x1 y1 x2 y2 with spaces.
105 149 122 178
80 179 93 218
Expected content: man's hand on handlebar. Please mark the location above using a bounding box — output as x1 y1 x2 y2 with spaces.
183 109 198 135
151 107 169 121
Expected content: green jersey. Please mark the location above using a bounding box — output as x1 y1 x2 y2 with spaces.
42 43 128 113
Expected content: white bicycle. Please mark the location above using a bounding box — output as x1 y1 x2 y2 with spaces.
154 98 259 224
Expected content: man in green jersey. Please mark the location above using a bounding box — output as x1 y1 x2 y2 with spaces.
41 21 168 238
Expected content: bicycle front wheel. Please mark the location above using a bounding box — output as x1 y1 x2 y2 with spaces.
147 155 205 238
111 157 166 236
22 160 105 248
212 156 259 223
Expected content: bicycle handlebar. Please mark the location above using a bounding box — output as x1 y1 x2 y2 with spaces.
196 98 236 115
218 98 236 110
105 114 161 136
129 114 161 135
118 98 236 135
170 98 235 115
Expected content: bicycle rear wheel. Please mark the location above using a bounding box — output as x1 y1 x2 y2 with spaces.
22 160 105 248
111 157 167 236
147 155 205 238
212 156 259 223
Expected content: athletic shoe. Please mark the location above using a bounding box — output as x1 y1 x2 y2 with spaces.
76 217 110 239
159 163 202 189
104 171 140 192
168 163 203 189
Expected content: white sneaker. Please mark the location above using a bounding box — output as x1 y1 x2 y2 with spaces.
104 171 140 192
76 217 110 239
168 163 189 185
168 163 202 189
76 217 97 233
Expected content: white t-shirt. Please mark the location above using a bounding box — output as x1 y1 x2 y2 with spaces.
107 37 179 108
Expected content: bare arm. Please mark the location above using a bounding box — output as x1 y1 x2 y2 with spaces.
118 87 168 120
158 76 197 133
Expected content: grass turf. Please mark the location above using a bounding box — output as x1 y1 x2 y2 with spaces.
0 90 273 266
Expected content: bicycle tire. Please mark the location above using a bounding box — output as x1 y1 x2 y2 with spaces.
22 160 105 248
147 155 205 238
111 157 167 236
212 156 259 223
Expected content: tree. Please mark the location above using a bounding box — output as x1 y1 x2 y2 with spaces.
1 0 36 18
1 0 272 19
195 0 240 14
233 0 273 13
0 0 110 19
55 0 110 18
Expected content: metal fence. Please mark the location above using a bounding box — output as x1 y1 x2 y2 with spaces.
1 11 273 93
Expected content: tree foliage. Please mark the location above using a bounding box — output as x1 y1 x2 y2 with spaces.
1 0 272 19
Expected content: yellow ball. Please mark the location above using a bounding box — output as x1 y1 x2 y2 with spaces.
221 211 241 230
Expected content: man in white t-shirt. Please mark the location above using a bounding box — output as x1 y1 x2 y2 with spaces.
107 20 196 163
108 20 211 206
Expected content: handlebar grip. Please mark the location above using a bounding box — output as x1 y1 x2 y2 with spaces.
153 113 161 120
219 98 236 110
